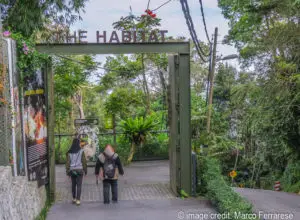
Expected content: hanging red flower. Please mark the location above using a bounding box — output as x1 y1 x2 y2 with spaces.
143 9 157 19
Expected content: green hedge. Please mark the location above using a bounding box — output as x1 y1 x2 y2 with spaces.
198 156 258 220
281 161 300 193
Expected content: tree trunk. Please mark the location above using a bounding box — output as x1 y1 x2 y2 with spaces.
255 163 262 188
69 97 75 132
112 114 116 145
158 69 168 129
233 147 239 171
127 141 136 163
74 89 85 119
141 54 151 115
158 69 167 106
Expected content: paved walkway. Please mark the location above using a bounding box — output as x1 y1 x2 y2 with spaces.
47 199 216 220
235 188 300 219
47 160 300 220
55 160 175 202
48 160 216 220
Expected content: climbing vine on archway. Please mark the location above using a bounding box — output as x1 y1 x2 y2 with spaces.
2 30 48 83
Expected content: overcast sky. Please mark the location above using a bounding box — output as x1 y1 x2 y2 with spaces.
71 0 239 73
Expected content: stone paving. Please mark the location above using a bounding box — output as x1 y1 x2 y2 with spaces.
48 160 216 220
55 160 175 203
47 198 216 220
56 182 175 202
234 187 300 219
51 160 300 220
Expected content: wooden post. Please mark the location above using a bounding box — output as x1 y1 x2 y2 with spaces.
206 27 218 133
46 58 55 202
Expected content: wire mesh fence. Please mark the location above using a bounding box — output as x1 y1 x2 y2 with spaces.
55 131 169 164
0 39 12 166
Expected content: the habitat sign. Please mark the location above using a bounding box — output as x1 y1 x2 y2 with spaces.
54 30 168 43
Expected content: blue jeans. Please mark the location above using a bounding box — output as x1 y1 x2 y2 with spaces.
103 179 118 203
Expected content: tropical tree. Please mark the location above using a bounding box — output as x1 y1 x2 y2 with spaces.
54 55 97 123
0 0 87 37
53 55 97 161
112 9 162 115
119 116 157 163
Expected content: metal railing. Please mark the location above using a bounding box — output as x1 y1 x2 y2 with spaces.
54 130 169 137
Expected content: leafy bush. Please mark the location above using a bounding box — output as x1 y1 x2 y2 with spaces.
198 156 258 220
119 116 158 163
134 133 169 160
281 161 300 193
114 135 131 165
55 137 73 164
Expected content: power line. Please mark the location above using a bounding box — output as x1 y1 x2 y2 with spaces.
180 0 209 61
185 0 210 57
180 0 206 61
180 0 209 59
152 0 172 11
147 0 151 10
199 0 211 44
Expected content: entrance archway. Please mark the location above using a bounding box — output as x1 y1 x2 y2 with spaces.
36 42 191 201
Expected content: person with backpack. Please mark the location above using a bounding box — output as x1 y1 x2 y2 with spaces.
95 144 124 204
66 137 87 206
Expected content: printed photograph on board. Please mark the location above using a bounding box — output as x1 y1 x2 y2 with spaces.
24 68 48 187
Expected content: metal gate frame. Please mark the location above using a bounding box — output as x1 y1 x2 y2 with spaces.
37 42 191 200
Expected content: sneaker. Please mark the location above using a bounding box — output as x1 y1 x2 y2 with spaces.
76 200 81 206
72 198 76 204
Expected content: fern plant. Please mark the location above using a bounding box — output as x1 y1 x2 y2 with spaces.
120 116 157 163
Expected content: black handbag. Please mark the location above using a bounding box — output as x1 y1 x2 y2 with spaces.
69 170 83 177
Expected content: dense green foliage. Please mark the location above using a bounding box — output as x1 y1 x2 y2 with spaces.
120 116 158 163
0 0 87 37
8 32 48 80
195 0 300 193
198 157 258 220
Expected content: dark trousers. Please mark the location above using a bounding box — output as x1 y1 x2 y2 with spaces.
103 179 118 203
71 174 83 200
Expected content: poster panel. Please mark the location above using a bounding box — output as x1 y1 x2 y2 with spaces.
24 68 48 187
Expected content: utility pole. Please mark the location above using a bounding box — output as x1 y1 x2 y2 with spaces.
206 42 213 106
206 27 218 133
